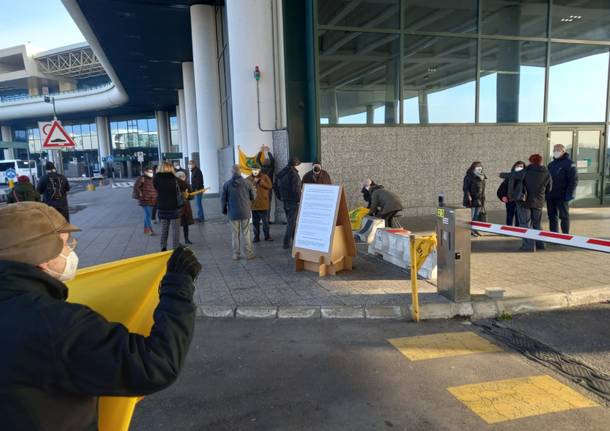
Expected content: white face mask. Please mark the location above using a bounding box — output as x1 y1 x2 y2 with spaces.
474 167 483 173
553 151 563 159
145 172 153 178
46 250 79 282
514 166 524 172
252 170 260 176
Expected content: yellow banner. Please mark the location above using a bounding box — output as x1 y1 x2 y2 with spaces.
238 146 264 175
66 251 172 431
349 207 369 230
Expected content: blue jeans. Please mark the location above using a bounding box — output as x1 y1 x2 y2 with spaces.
143 205 152 229
471 207 481 221
195 193 205 220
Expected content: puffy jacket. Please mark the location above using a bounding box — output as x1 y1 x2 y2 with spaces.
302 169 332 185
368 187 403 216
522 165 552 209
7 182 41 203
190 167 204 191
547 153 578 200
275 165 301 203
462 171 486 208
221 175 255 220
0 260 196 431
247 173 272 211
132 175 157 206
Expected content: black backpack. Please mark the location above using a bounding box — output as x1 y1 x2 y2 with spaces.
46 174 65 201
496 178 508 201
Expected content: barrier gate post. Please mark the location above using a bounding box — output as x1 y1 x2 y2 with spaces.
436 195 471 302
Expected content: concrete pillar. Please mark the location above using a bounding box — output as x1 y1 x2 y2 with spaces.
178 89 188 157
366 105 375 124
95 116 111 163
181 62 199 166
329 88 339 125
496 6 520 123
191 4 223 193
1 125 14 159
226 0 278 158
384 39 400 124
155 110 170 157
418 90 429 124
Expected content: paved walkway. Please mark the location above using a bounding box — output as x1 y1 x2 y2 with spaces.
69 182 610 315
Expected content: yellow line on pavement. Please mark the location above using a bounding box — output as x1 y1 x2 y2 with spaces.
448 375 598 424
387 331 503 361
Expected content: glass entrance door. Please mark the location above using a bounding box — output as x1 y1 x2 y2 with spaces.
549 128 604 204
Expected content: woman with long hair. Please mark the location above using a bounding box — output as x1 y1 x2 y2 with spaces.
463 161 487 237
153 162 187 251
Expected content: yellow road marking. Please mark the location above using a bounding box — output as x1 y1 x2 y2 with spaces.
387 331 502 361
448 375 598 424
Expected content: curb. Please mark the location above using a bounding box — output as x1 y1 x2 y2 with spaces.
195 286 610 321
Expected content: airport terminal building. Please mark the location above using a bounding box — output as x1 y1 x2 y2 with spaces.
1 0 610 215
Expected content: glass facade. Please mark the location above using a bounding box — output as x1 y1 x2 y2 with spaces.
316 0 610 125
109 117 159 150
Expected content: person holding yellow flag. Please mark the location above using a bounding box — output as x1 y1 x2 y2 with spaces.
0 202 201 431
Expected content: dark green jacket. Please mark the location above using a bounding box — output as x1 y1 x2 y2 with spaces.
0 260 196 431
7 182 41 203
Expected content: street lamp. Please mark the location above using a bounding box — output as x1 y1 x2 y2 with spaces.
44 96 57 120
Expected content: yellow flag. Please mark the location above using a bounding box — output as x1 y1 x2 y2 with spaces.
238 146 264 175
66 251 172 431
349 207 369 230
413 234 437 271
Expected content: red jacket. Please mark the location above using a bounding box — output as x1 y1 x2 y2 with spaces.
133 175 157 206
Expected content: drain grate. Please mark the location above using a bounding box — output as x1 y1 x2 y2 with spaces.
475 320 610 403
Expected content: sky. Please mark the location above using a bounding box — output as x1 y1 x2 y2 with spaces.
0 0 85 50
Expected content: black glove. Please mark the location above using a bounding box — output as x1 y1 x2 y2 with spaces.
166 246 202 281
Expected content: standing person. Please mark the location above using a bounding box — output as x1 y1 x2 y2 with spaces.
7 176 41 203
274 157 302 250
188 160 205 222
153 162 186 251
152 165 159 224
497 161 526 226
547 144 578 234
0 202 201 431
365 181 404 228
516 154 552 252
176 171 195 245
302 160 332 185
257 145 275 221
132 166 158 235
247 165 273 242
222 164 256 260
37 161 71 222
463 161 487 236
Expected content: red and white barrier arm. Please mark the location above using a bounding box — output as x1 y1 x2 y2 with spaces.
469 221 610 253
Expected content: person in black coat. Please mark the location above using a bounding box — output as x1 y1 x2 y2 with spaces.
0 202 201 431
188 160 205 222
153 162 187 251
546 144 578 234
366 182 404 228
37 161 71 222
516 154 552 252
463 161 487 236
497 161 526 226
274 156 302 249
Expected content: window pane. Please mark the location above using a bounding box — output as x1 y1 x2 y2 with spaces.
481 0 548 37
318 31 400 124
403 36 476 123
551 1 610 41
548 44 609 122
319 0 399 29
404 0 477 33
479 40 546 123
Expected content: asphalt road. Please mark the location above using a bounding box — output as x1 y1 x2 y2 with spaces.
130 319 609 431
